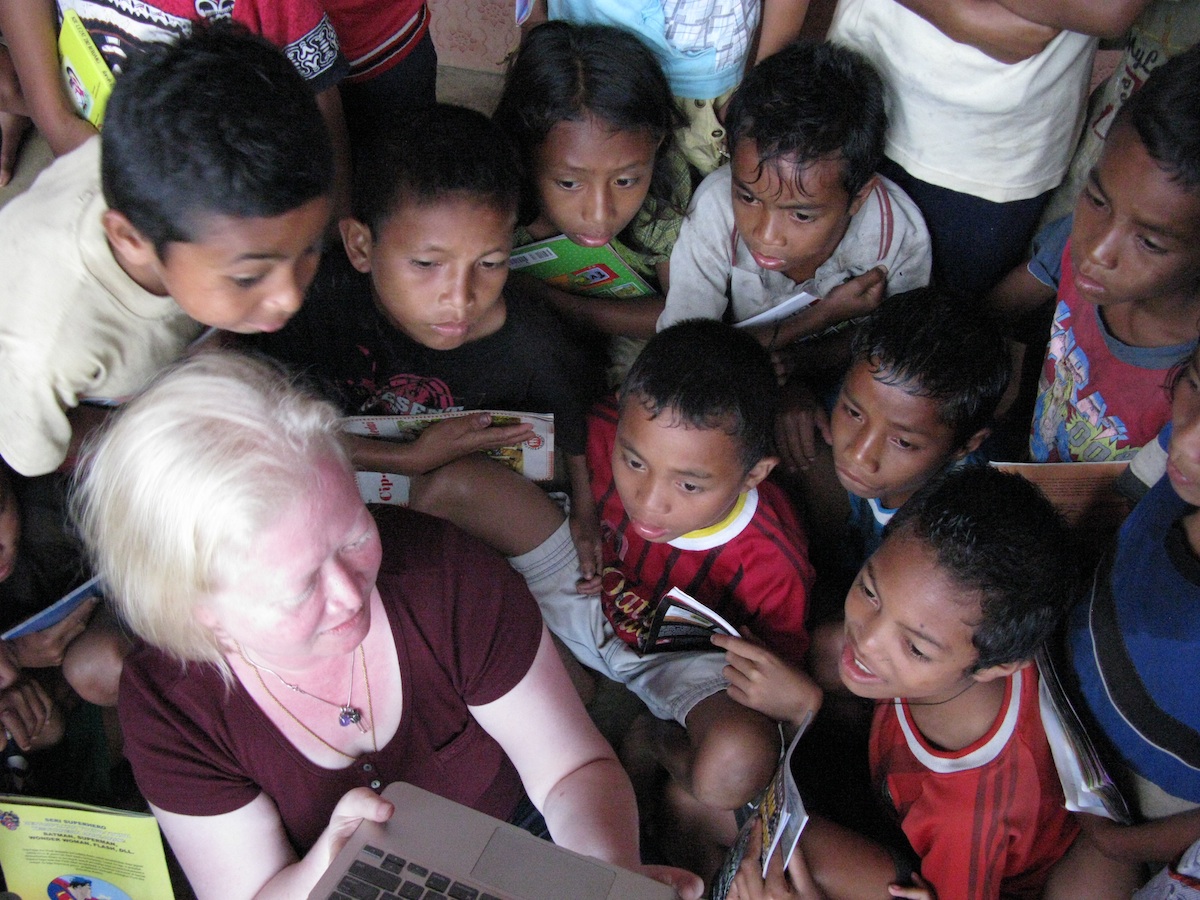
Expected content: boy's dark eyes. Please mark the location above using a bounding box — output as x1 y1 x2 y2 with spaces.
231 274 265 288
789 211 816 224
614 176 642 188
555 179 581 190
892 437 916 451
906 640 928 660
1083 188 1107 210
409 259 436 269
841 403 862 421
679 481 700 493
1137 235 1168 254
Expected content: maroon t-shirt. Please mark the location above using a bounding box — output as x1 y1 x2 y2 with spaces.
119 507 542 853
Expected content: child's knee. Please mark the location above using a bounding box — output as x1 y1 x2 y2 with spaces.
686 694 778 809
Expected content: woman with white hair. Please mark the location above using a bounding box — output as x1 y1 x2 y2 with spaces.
72 351 700 900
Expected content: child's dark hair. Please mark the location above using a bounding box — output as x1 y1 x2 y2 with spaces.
619 320 776 472
101 22 332 255
850 287 1010 446
886 466 1075 671
492 20 687 249
1118 43 1200 190
352 103 523 236
725 40 885 201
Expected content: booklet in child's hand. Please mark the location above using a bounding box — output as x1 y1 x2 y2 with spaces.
58 9 114 128
510 234 654 299
710 714 814 900
345 410 555 505
1 576 102 642
640 587 739 654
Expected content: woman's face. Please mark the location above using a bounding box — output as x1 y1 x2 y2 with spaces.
196 454 382 670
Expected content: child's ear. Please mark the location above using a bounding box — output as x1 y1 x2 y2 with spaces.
848 175 880 218
339 217 375 274
952 427 991 461
971 657 1030 684
741 456 779 491
102 209 159 270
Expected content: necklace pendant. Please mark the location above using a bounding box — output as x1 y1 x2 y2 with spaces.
339 706 365 732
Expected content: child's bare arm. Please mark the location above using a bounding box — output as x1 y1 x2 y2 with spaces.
754 0 813 65
518 0 548 40
566 453 602 592
712 631 823 730
1078 808 1200 868
0 0 97 155
893 0 1059 63
992 0 1148 39
987 259 1056 317
345 414 536 475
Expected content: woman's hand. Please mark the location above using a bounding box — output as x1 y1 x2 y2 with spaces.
638 862 703 899
712 630 822 729
318 787 395 862
12 598 97 668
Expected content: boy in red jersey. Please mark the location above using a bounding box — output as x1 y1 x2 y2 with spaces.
728 467 1088 900
510 319 816 882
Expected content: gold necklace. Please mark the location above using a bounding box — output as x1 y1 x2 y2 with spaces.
241 644 378 760
239 643 366 731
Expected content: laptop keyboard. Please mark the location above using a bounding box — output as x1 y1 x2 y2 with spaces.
324 844 504 900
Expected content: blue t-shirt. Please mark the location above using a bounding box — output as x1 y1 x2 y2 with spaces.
1067 474 1200 804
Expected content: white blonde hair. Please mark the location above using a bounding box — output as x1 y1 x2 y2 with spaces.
72 351 351 668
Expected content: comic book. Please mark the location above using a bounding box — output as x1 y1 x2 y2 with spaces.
58 9 114 128
344 411 554 505
0 796 173 899
1 577 102 642
510 235 654 299
639 587 739 654
711 715 814 900
1036 646 1131 823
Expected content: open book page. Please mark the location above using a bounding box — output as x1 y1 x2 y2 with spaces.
1036 643 1131 823
1 577 102 641
711 714 814 900
641 587 739 654
0 795 174 899
345 412 555 504
510 235 654 299
732 289 820 330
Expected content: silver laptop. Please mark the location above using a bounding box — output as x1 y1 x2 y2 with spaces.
308 782 677 900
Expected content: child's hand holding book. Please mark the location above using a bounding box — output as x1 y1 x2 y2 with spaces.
713 630 823 730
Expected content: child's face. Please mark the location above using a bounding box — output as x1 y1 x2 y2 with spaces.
530 115 659 248
109 196 332 334
611 396 774 543
341 197 514 351
730 139 871 286
0 472 21 583
831 361 977 510
1070 121 1200 309
1167 349 1200 506
839 528 984 703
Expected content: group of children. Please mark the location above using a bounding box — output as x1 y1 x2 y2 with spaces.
0 4 1198 899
